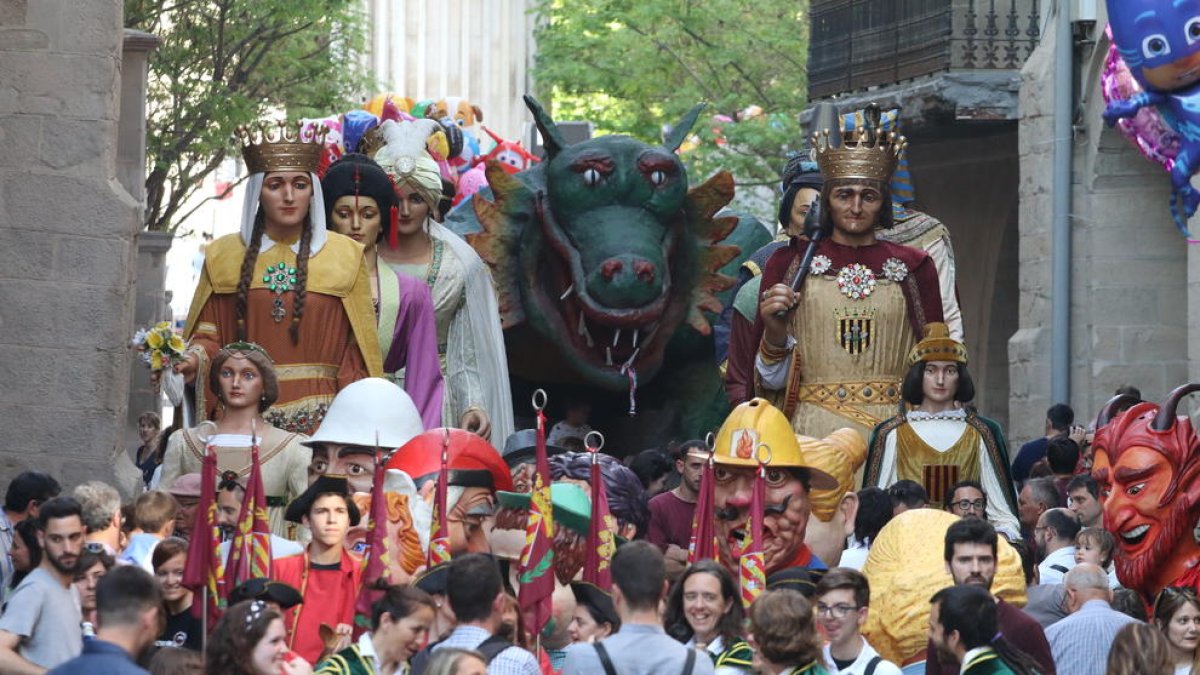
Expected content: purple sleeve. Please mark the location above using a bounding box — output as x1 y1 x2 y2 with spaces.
385 273 445 430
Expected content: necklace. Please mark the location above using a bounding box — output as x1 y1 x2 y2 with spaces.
263 262 297 323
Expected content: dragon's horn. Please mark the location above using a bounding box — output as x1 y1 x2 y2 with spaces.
1151 383 1200 431
664 103 707 152
523 95 567 159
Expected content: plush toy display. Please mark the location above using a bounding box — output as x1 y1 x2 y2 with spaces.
478 126 540 174
1102 1 1200 236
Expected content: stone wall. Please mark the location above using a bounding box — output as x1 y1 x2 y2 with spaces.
0 0 142 493
1013 8 1193 443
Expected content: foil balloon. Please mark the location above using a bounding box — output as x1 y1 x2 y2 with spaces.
1102 2 1200 237
301 115 342 178
341 110 379 157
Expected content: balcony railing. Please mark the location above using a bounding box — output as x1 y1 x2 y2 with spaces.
809 0 1041 99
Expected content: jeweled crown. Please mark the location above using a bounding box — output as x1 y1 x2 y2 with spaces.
235 120 328 174
812 121 906 184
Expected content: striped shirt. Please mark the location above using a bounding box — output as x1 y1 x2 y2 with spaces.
1044 599 1140 675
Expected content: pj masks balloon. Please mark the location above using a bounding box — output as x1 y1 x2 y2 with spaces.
1103 0 1200 236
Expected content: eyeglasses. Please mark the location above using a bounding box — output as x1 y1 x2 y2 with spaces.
950 499 986 512
1154 586 1198 615
815 603 860 618
83 542 104 554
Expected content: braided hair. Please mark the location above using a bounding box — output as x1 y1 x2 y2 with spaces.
233 187 313 345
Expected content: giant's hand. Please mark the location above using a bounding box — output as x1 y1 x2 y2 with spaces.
173 352 199 384
758 283 798 349
461 407 491 441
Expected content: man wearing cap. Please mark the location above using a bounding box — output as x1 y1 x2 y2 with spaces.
306 378 425 494
385 428 513 557
711 399 847 581
272 475 364 664
412 564 456 643
863 324 1019 541
166 474 202 541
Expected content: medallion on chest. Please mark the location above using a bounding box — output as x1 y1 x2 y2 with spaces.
814 256 909 301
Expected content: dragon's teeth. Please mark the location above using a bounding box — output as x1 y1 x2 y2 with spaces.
632 328 639 348
612 329 621 347
559 284 574 301
605 347 613 366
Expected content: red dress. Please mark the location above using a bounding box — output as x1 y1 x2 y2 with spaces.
271 547 363 664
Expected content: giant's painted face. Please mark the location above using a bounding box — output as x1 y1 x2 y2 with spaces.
1107 0 1200 92
447 486 496 555
308 443 376 494
713 464 811 575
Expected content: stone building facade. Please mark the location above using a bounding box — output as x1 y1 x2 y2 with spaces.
0 0 143 492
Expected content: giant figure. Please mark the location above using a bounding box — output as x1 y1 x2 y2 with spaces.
1091 384 1200 599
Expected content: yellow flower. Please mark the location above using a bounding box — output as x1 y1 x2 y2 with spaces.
155 321 171 331
146 331 165 349
150 352 165 370
168 335 186 354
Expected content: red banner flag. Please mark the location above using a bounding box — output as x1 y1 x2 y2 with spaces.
355 450 395 630
583 449 616 589
518 402 555 636
738 462 767 608
687 452 719 564
224 443 273 592
427 432 452 568
181 444 226 621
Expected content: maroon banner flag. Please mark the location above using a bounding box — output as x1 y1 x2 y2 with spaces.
687 452 719 564
518 402 555 636
583 448 616 589
355 449 395 630
224 443 273 593
181 444 226 621
738 462 767 608
427 432 452 568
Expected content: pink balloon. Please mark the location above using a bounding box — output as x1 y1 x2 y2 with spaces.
1100 39 1180 171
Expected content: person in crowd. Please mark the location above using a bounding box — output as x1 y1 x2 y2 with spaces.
629 449 672 497
865 325 1020 538
814 568 901 674
647 440 707 578
163 341 310 539
134 412 163 489
422 648 487 675
215 474 304 561
176 121 382 436
1074 527 1119 589
567 582 619 645
496 592 529 652
923 519 1055 675
8 518 42 597
839 487 891 570
1112 588 1149 622
207 600 312 675
152 537 201 651
0 496 85 671
47 565 162 675
229 578 303 616
1016 477 1058 545
928 585 1042 674
747 588 828 675
940 480 1020 543
753 116 944 443
1153 587 1200 675
1106 622 1174 675
563 541 715 674
1044 436 1079 503
413 564 456 644
1043 563 1139 675
411 553 538 674
164 476 201 543
320 154 444 428
548 399 593 447
663 560 752 673
887 480 927 516
1011 404 1076 484
120 490 178 572
0 471 61 602
272 476 363 664
1033 508 1080 585
1065 474 1102 529
73 550 113 633
73 481 123 558
315 585 436 675
148 647 205 675
374 119 512 441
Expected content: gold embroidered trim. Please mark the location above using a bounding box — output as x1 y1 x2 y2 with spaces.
274 364 339 381
794 380 902 428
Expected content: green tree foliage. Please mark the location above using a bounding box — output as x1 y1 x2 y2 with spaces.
126 0 373 232
531 0 809 218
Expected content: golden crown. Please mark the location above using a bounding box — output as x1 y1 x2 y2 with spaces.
235 120 328 174
812 123 906 184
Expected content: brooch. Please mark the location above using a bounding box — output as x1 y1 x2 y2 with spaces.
881 257 909 282
810 255 832 275
836 264 877 300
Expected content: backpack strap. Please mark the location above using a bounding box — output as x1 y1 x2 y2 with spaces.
476 634 516 664
406 637 446 675
680 647 697 675
865 655 883 675
593 642 619 675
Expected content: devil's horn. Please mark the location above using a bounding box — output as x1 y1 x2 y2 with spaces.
1152 383 1200 431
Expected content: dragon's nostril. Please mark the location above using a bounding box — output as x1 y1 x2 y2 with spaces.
634 261 656 283
601 259 624 281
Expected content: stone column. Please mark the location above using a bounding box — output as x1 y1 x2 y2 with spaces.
0 0 142 495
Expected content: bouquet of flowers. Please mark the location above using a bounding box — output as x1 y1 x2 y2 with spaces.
132 321 188 405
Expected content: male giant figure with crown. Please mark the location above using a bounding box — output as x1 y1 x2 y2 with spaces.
754 107 943 442
177 120 382 434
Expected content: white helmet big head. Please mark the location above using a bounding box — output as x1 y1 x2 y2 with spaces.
303 378 424 449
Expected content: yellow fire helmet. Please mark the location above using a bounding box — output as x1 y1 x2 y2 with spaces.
712 398 838 490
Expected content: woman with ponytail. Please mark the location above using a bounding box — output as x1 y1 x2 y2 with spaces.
176 121 383 435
